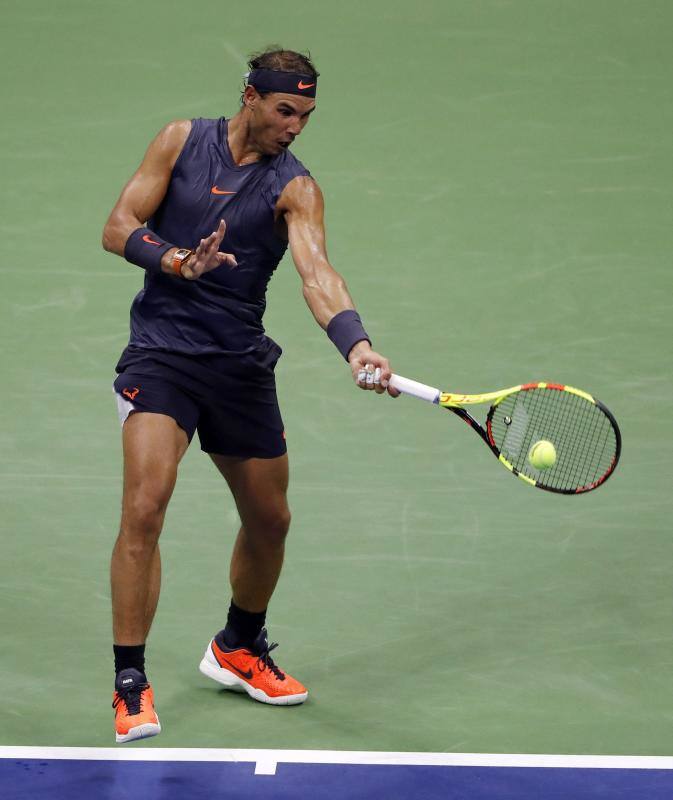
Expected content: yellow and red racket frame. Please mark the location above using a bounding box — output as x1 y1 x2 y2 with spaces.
389 376 621 494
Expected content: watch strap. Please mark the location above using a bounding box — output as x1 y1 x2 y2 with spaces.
171 248 193 276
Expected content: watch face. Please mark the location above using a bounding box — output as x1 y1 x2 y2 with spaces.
174 249 191 262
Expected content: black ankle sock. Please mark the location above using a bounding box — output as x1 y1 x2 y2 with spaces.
222 600 266 648
114 644 146 676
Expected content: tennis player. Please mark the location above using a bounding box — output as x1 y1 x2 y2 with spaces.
102 48 398 743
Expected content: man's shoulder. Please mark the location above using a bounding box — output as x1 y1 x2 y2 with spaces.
273 147 311 180
177 116 226 144
161 119 193 143
190 116 225 127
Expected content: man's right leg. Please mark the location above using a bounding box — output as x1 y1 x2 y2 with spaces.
111 411 189 742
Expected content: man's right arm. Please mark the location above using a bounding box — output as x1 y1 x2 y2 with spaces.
102 120 191 273
102 120 236 279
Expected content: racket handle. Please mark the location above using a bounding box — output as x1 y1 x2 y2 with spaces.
389 374 440 404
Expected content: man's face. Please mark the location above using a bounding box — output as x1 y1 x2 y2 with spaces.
247 88 316 155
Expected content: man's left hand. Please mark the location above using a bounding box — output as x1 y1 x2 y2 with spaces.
348 342 400 396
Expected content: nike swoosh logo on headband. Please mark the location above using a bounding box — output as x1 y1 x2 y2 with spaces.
297 81 315 90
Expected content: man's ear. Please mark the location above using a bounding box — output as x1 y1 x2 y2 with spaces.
243 85 258 110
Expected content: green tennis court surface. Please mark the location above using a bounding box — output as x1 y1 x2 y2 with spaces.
1 0 671 763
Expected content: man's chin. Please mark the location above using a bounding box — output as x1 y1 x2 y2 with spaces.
260 141 291 156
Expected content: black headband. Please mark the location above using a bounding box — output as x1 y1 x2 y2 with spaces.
247 68 317 98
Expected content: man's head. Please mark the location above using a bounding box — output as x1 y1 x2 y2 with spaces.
240 47 319 156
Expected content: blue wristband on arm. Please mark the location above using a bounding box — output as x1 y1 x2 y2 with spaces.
124 227 174 275
326 310 371 361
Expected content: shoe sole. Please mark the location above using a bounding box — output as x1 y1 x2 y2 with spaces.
199 643 308 706
116 721 161 744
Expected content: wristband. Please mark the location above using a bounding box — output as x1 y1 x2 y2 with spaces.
124 227 174 275
326 309 371 361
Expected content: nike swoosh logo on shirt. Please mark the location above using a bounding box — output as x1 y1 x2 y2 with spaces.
211 186 237 195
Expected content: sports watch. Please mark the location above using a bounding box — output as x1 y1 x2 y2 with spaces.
171 248 193 276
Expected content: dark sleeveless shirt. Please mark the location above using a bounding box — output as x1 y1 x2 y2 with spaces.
127 117 310 356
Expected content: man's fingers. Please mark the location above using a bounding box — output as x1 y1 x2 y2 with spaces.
353 358 398 396
214 218 226 243
187 222 230 276
379 363 399 396
196 236 219 267
205 233 219 251
199 228 220 251
373 367 387 394
356 363 375 390
215 252 238 268
204 220 226 252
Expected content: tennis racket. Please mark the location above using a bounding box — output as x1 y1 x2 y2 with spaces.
389 375 621 494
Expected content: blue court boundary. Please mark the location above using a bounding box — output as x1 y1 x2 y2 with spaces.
3 748 673 800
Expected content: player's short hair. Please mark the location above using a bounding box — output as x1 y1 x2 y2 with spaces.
241 46 319 103
249 46 318 78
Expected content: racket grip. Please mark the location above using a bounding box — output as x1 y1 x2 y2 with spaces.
389 374 441 404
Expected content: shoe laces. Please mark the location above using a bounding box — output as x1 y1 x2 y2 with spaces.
256 641 286 681
113 682 149 716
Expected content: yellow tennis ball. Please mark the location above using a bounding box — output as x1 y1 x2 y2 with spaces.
528 440 557 469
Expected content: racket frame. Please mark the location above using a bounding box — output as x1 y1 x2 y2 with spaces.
389 376 621 494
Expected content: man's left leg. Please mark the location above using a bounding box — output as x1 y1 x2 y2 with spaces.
216 453 290 614
198 453 308 705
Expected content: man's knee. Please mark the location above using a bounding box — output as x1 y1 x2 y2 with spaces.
121 483 173 540
271 507 292 541
245 506 291 547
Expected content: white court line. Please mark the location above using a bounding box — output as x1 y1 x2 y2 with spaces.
2 747 673 776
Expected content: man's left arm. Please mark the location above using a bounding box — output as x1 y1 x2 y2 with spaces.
279 176 398 396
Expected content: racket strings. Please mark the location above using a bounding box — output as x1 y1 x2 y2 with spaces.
531 392 613 489
527 391 615 490
548 393 608 490
537 391 594 489
572 397 611 489
489 388 617 491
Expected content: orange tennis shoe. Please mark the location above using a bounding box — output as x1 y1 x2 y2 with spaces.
112 668 161 743
199 628 308 706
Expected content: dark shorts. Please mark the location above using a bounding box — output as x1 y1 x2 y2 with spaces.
113 344 286 459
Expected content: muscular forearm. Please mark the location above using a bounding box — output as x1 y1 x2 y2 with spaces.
102 212 144 258
303 270 372 362
301 270 356 329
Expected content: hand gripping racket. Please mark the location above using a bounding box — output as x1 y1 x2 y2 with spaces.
389 375 621 494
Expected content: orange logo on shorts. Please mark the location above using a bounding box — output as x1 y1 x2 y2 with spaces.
122 387 140 401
